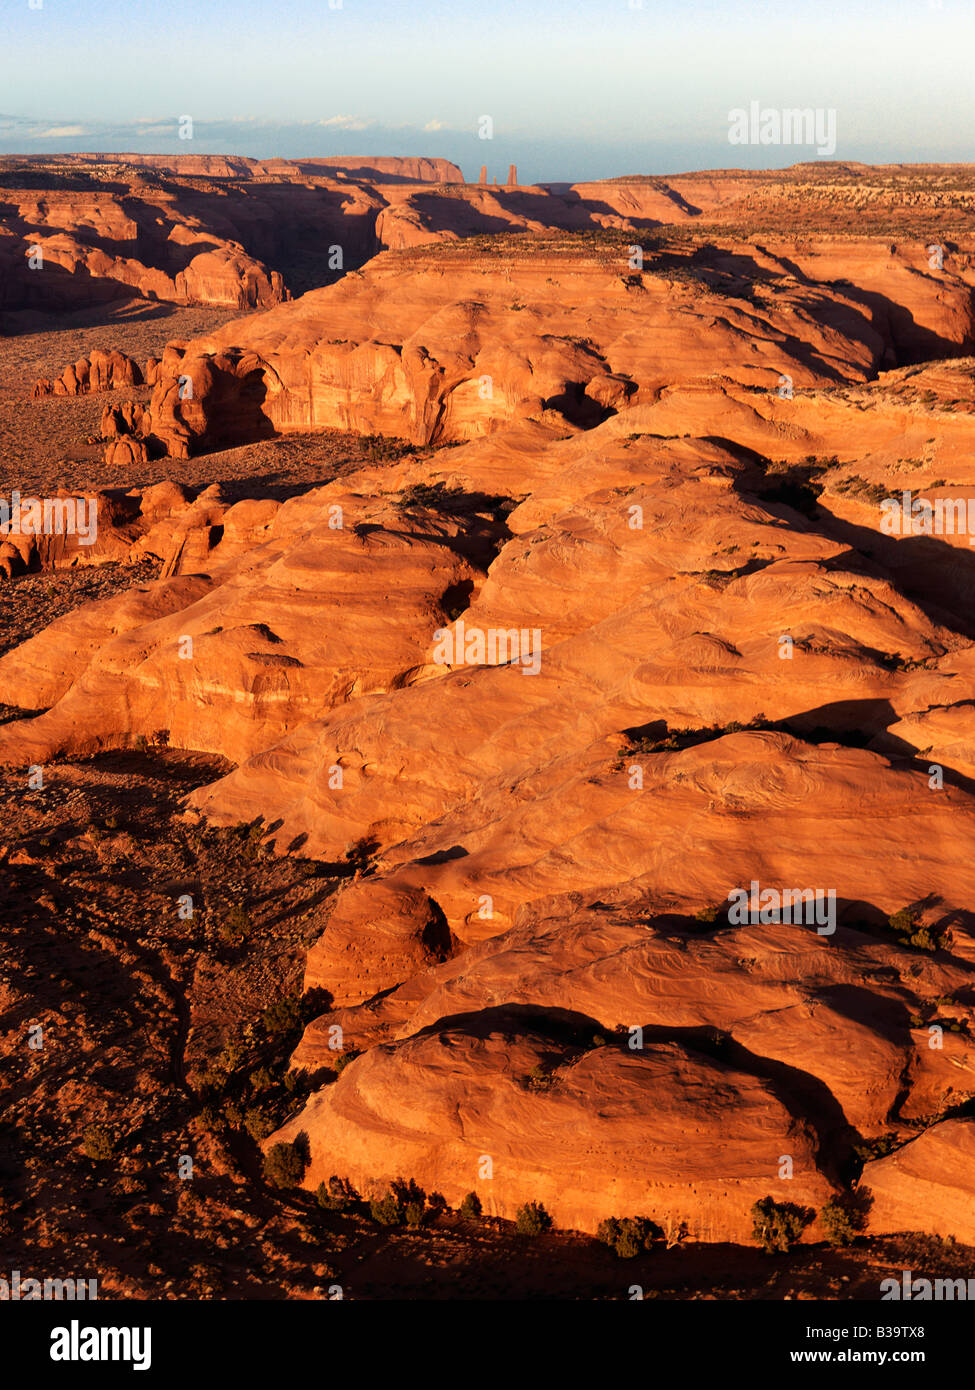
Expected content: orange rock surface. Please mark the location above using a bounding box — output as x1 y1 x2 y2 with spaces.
6 161 975 1245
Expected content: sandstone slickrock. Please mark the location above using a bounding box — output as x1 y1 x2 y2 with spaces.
101 224 975 463
862 1120 975 1243
7 169 975 1245
272 1020 834 1242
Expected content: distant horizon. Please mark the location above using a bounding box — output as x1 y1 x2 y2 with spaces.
2 140 974 190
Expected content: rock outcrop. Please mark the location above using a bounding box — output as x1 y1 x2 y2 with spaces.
862 1121 975 1243
104 230 919 458
7 166 975 1246
31 348 143 398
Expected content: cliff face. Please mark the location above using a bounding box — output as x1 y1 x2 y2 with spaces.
93 227 975 468
0 155 462 314
7 154 975 323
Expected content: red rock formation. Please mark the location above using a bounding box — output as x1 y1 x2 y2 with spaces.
110 230 924 460
32 349 143 398
272 1022 834 1241
8 167 975 1247
863 1121 975 1243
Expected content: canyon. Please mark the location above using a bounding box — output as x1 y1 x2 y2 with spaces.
2 157 975 1295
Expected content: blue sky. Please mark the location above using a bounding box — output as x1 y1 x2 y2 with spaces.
0 0 971 181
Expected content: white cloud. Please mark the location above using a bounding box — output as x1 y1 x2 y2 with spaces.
34 124 85 138
423 120 446 132
318 114 372 131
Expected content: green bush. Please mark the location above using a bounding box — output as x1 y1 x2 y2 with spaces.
316 1175 359 1212
262 1141 306 1189
370 1191 403 1226
526 1064 555 1092
244 1108 273 1141
597 1215 658 1259
261 996 304 1039
215 1039 247 1074
854 1134 899 1163
751 1196 812 1253
515 1201 552 1237
458 1191 482 1220
392 1177 426 1207
819 1196 861 1247
221 1100 244 1128
887 907 950 953
404 1201 425 1228
249 1067 274 1094
219 902 252 944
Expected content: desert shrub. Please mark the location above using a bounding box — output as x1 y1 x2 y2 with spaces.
244 1108 273 1141
215 1039 248 1074
344 836 380 870
261 995 304 1039
619 715 772 763
370 1191 403 1226
819 1196 861 1247
219 902 252 944
515 1202 552 1237
82 1124 116 1162
395 481 472 513
597 1217 622 1246
887 907 951 953
526 1064 555 1092
392 1177 426 1206
597 1215 658 1259
262 1141 306 1189
896 1231 962 1270
458 1191 482 1220
751 1196 813 1253
404 1201 425 1228
427 1191 448 1212
221 1100 243 1128
332 1050 360 1076
248 1067 274 1095
316 1175 359 1212
854 1134 899 1163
